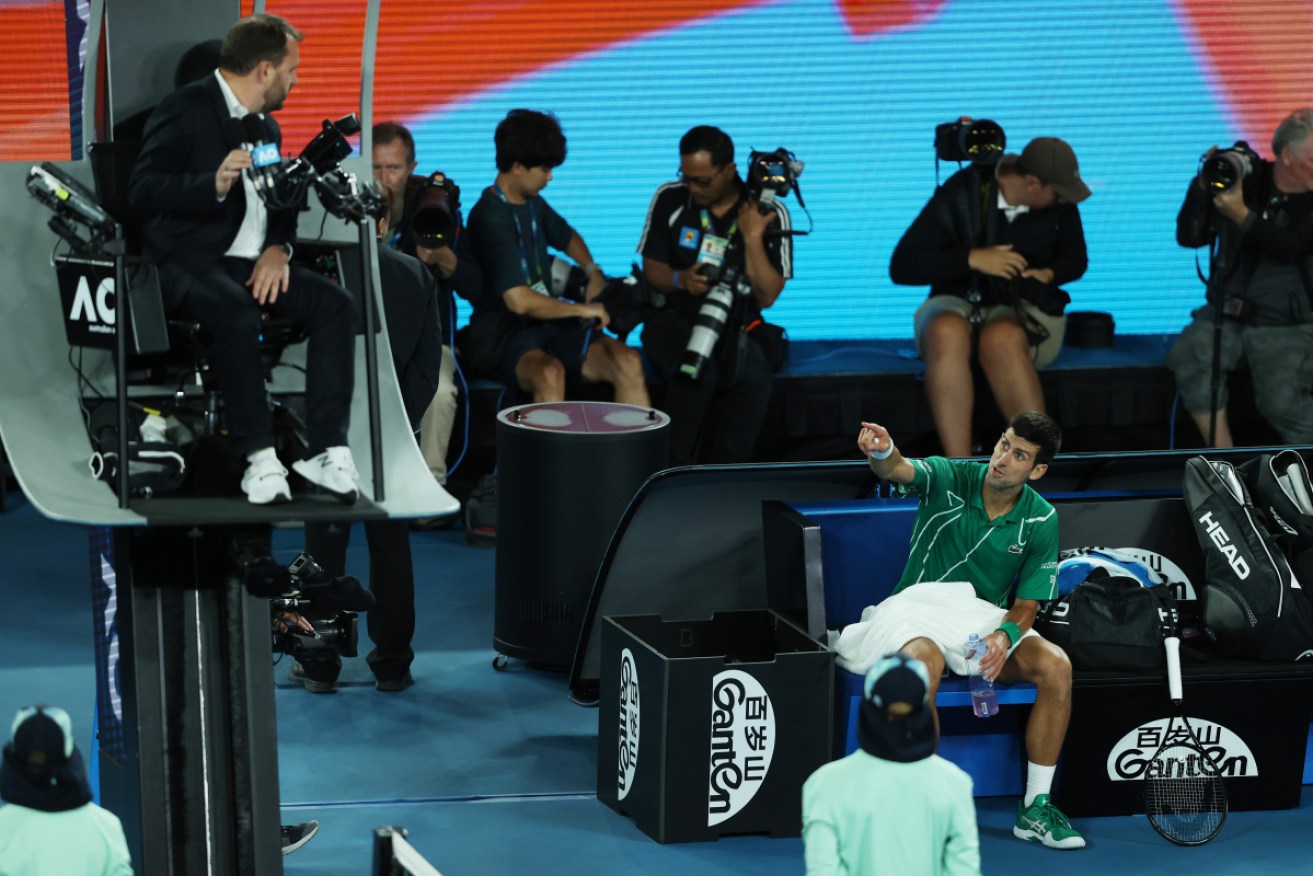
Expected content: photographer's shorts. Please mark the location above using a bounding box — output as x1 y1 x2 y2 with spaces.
502 318 602 386
914 295 1066 368
829 581 1037 676
1166 312 1313 443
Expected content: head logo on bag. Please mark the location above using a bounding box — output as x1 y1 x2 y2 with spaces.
1183 456 1313 662
1197 512 1251 579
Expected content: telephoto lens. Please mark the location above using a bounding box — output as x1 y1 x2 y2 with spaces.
678 267 747 381
1200 144 1254 192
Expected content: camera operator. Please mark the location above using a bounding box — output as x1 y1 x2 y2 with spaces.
297 185 442 692
890 136 1090 458
1167 108 1313 447
638 126 792 465
127 14 360 504
373 122 482 509
462 109 649 406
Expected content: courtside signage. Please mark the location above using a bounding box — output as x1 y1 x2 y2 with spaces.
1107 717 1258 781
617 648 639 801
708 669 774 825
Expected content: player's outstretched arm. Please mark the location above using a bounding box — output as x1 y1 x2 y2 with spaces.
857 421 915 484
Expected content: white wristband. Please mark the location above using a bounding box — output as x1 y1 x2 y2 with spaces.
868 443 894 460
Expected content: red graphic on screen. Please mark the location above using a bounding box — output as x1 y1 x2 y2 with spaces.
0 1 1308 161
0 1 71 160
1176 0 1313 154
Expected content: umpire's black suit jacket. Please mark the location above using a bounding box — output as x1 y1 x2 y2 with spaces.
127 73 297 276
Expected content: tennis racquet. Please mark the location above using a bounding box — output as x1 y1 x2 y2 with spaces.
1144 634 1228 845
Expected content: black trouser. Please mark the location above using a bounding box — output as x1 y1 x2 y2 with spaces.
159 257 356 457
304 519 416 681
641 309 773 466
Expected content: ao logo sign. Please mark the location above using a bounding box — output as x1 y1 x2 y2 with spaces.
70 274 116 333
616 648 640 800
707 670 774 826
1107 717 1258 781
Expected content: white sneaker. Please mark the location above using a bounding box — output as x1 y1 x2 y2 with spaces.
241 454 291 505
292 446 359 504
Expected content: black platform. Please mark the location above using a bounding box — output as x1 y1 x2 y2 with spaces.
449 332 1278 499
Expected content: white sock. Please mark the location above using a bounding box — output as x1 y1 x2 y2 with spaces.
247 447 277 465
1025 762 1055 807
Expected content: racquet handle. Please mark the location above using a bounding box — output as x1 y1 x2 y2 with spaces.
1165 635 1182 702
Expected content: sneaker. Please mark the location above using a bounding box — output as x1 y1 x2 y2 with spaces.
289 661 337 694
281 820 319 856
241 454 291 505
292 446 359 504
1013 794 1086 849
375 671 414 692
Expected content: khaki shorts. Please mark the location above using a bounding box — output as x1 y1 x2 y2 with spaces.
914 295 1067 368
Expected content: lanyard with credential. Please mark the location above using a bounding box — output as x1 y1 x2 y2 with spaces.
699 207 737 240
493 184 544 286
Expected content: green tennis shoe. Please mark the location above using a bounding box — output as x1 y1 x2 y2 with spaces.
1013 794 1086 849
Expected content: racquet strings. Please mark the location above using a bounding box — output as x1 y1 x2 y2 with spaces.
1145 725 1226 844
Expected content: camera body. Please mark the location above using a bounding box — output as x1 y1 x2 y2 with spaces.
404 171 462 248
934 117 1006 165
745 148 804 215
261 552 369 662
1200 141 1259 192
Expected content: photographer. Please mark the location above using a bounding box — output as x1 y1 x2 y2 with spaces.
1167 108 1313 447
463 109 649 406
127 14 360 504
638 126 792 466
373 122 482 504
890 136 1089 458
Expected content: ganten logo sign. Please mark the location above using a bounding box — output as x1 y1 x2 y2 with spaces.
1107 717 1258 781
708 670 774 826
617 648 640 800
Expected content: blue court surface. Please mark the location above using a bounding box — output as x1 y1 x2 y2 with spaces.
1 493 1309 875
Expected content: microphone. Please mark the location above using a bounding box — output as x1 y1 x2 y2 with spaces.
240 113 281 195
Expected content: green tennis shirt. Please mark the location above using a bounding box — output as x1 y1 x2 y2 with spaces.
892 456 1059 607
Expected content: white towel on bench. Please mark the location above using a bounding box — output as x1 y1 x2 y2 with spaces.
829 581 1035 676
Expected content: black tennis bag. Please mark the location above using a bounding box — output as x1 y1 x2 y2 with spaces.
1182 456 1313 661
1239 449 1313 584
1034 572 1176 671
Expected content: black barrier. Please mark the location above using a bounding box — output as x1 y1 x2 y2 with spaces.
569 448 1313 698
598 610 832 843
1058 660 1313 816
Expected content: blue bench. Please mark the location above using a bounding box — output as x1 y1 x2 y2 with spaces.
773 489 1313 808
788 497 1041 796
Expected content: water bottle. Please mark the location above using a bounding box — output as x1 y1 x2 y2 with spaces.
966 633 999 718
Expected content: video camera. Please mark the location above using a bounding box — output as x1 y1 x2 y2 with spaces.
745 148 805 217
935 117 1006 165
238 546 374 666
1199 141 1259 193
403 171 462 249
